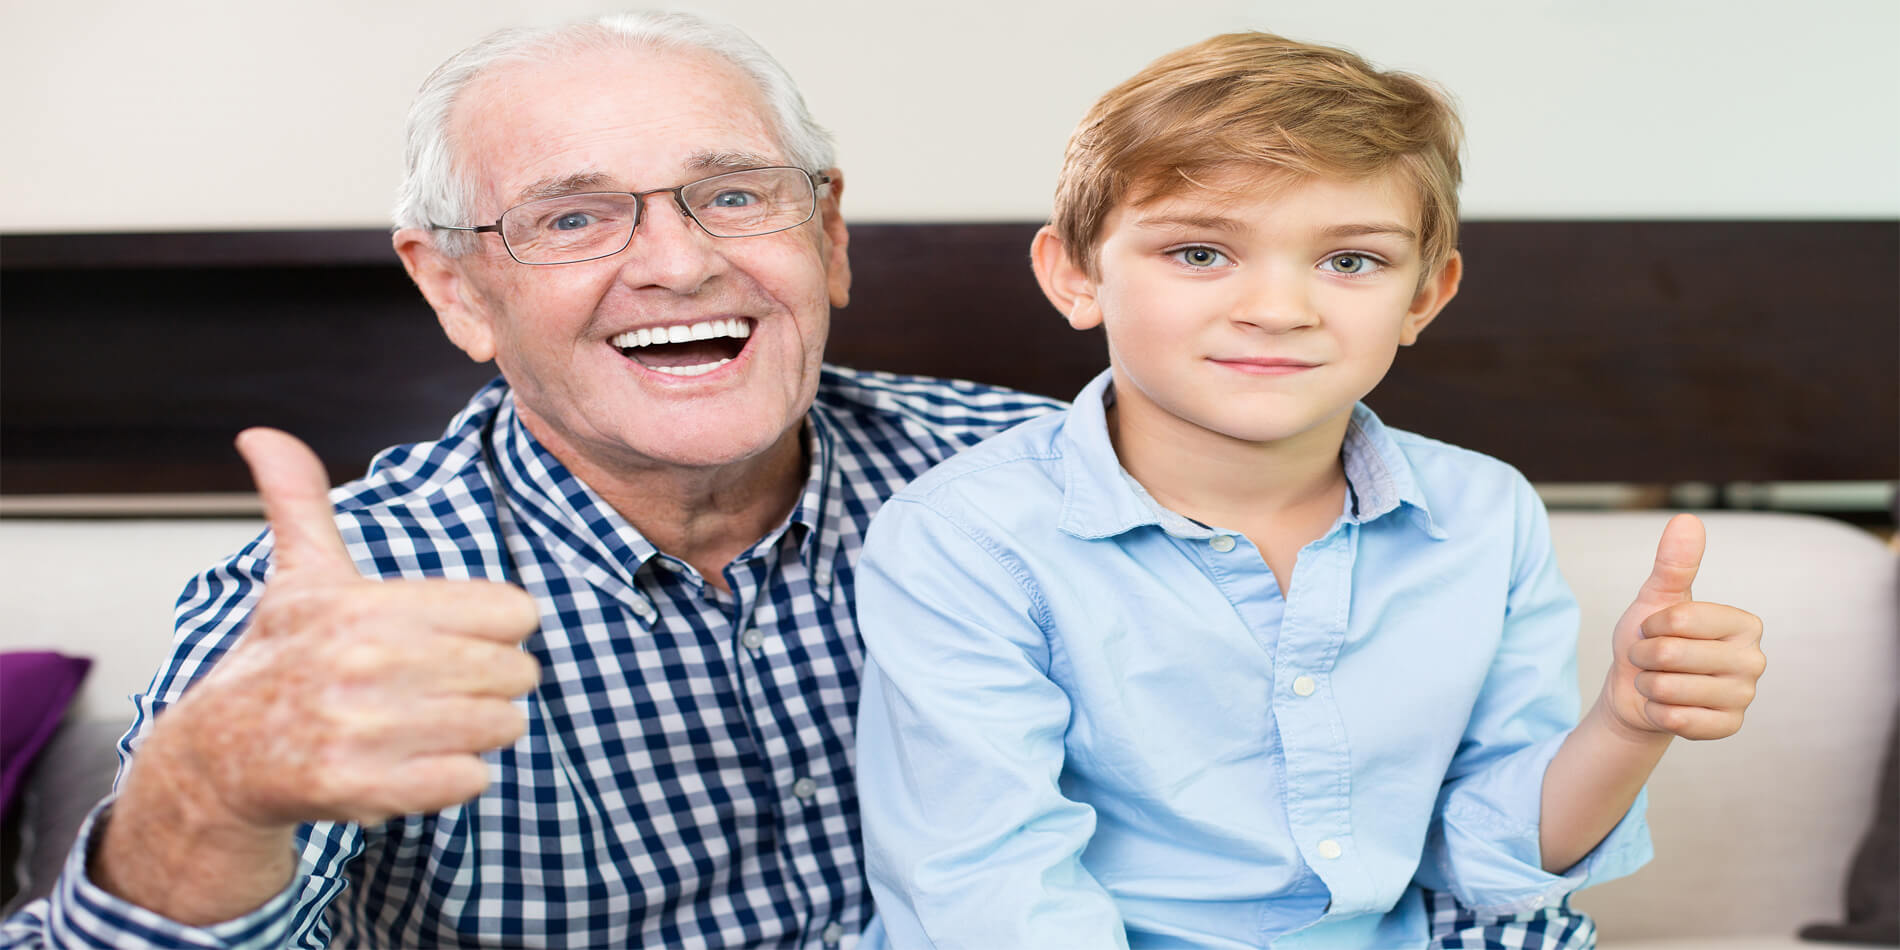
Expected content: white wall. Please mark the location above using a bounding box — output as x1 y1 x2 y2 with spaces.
2 0 1895 231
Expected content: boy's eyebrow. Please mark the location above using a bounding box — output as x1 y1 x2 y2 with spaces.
1130 213 1246 233
1319 222 1418 242
1130 215 1419 243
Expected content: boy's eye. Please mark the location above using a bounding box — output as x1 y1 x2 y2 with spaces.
1322 253 1383 275
1170 246 1231 268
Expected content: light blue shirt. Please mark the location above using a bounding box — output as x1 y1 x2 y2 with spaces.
854 370 1650 949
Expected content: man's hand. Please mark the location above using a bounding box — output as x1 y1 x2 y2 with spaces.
1598 513 1766 741
95 428 542 924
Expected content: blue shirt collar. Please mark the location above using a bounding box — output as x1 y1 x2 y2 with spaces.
1055 369 1444 541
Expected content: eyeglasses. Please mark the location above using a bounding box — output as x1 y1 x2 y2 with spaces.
431 166 831 266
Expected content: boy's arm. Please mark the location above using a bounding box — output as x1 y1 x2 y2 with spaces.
854 497 1128 950
1540 514 1765 873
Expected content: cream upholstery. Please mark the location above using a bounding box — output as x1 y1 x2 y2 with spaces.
1 511 1891 944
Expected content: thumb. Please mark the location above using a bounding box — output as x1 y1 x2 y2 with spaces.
1637 512 1705 604
236 427 358 584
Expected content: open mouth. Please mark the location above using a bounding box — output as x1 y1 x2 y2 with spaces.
611 318 753 377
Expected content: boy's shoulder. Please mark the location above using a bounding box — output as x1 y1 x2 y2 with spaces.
1355 409 1540 516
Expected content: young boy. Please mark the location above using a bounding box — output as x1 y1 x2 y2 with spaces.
852 32 1765 949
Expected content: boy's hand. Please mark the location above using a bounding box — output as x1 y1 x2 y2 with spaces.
1598 513 1765 741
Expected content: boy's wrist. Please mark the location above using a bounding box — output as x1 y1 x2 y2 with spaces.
1582 689 1677 753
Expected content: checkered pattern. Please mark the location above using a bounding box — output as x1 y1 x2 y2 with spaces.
1426 888 1598 949
0 368 1599 949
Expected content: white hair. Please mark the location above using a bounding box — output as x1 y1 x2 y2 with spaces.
391 10 836 256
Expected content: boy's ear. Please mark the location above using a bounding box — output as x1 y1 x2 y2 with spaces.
393 228 498 363
1400 250 1463 346
1030 226 1102 330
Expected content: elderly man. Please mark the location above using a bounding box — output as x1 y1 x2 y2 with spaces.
1 11 1597 949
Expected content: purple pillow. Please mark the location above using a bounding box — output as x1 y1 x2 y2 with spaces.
0 651 92 823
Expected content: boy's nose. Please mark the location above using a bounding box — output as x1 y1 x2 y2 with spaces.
1232 273 1318 332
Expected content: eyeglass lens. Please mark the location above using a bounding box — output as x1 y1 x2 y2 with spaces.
498 167 816 264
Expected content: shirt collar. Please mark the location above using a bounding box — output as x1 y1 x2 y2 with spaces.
491 389 838 604
793 411 843 597
1054 369 1444 541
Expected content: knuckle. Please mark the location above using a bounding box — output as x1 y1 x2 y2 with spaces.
509 652 544 694
331 640 392 681
1646 638 1683 668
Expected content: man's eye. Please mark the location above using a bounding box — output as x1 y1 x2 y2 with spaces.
550 212 597 232
1171 246 1230 268
707 189 760 208
1322 253 1382 275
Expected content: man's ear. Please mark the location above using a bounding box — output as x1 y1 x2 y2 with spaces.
817 168 852 309
392 228 497 363
1400 249 1462 346
1029 226 1101 330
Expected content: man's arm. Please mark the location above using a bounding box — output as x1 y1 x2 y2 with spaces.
0 430 543 948
854 496 1128 950
1540 514 1765 873
92 429 542 923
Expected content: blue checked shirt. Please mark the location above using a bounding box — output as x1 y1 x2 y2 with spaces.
2 368 1602 950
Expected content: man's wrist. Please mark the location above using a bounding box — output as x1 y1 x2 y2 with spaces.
91 735 300 926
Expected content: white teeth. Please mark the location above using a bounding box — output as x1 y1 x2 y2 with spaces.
651 358 732 377
610 319 752 350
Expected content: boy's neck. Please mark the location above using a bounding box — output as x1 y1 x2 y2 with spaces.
1107 401 1351 533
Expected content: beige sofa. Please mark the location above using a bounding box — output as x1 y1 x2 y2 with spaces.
1 510 1893 946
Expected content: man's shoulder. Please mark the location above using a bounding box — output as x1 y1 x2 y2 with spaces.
322 380 511 564
813 364 1063 464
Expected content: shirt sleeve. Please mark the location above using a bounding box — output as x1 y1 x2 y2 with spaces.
854 496 1129 950
0 538 362 949
1413 477 1652 914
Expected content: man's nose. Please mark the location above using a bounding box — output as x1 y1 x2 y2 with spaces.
615 194 725 294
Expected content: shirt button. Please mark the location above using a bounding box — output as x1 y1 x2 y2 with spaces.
821 922 844 944
792 777 818 800
1292 675 1317 696
1208 535 1237 552
1317 838 1343 860
740 629 765 651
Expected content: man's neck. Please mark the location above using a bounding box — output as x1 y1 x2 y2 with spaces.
523 415 810 592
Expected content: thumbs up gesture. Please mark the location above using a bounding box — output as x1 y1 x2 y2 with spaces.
97 429 542 922
1599 514 1766 741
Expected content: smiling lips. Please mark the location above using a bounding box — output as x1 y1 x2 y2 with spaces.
1213 357 1319 375
611 318 753 377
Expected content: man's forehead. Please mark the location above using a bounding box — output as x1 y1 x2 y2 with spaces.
508 150 784 205
453 45 786 206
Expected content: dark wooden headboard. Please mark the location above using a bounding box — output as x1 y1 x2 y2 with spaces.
2 222 1894 496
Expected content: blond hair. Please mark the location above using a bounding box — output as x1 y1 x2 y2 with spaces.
1051 31 1464 277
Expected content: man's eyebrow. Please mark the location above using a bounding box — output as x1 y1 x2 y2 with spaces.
512 172 620 205
684 150 783 173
